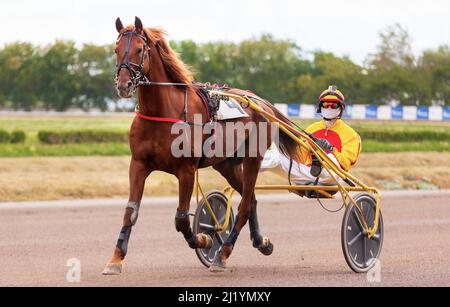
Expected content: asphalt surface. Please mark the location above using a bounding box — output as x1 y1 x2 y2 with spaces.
1 190 450 287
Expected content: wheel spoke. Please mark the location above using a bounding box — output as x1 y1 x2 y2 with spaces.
219 215 227 225
215 232 225 245
363 235 367 266
366 207 375 228
348 231 363 247
207 245 216 259
371 233 381 242
352 209 365 231
199 223 215 231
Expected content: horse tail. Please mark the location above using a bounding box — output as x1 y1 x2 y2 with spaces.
263 102 301 162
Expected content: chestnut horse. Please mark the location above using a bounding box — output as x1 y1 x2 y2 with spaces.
102 17 298 275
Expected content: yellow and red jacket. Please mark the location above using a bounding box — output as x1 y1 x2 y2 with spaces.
297 119 361 172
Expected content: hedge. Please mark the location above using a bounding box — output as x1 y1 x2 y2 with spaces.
0 130 26 143
10 131 26 144
0 130 9 143
38 130 128 144
34 128 450 145
356 128 450 142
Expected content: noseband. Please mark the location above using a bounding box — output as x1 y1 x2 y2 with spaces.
115 31 151 89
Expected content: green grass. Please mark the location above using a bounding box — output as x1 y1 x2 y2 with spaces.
0 116 449 156
0 143 130 157
362 140 450 153
0 116 133 133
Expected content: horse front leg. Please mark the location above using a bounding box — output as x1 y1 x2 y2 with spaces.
102 158 152 275
175 168 213 250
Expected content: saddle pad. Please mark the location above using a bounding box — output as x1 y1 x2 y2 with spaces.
217 97 249 120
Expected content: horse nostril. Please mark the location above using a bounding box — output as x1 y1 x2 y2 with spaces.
126 81 133 89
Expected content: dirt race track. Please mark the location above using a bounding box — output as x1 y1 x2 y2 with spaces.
1 190 450 287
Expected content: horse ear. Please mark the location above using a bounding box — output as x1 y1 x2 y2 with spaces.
135 16 143 33
116 17 124 33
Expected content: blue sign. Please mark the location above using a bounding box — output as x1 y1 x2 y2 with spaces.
392 106 403 120
287 104 300 117
417 106 429 120
366 105 377 119
444 106 450 121
343 105 352 119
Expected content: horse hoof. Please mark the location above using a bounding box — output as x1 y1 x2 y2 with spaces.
257 237 274 256
209 264 226 273
197 233 213 249
102 263 122 275
209 251 227 273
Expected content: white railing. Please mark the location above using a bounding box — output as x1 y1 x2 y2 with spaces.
274 104 450 121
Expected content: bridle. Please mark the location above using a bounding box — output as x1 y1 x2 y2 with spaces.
115 30 152 89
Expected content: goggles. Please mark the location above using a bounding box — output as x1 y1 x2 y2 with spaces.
321 102 341 109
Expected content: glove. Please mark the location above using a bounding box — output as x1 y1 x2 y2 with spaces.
315 138 334 152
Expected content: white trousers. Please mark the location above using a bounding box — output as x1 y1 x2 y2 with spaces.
260 145 344 185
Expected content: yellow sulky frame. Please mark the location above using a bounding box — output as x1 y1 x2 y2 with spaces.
195 91 381 239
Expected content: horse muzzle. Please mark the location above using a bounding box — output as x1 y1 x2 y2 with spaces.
116 79 135 98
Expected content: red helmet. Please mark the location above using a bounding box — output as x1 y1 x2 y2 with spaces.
316 85 346 113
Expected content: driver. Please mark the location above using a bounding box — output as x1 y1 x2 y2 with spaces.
260 85 361 185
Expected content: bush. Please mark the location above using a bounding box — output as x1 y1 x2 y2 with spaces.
0 130 9 143
38 130 128 144
9 130 26 144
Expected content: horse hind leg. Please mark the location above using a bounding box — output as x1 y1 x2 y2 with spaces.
213 159 274 257
102 159 151 275
210 157 262 272
249 201 273 256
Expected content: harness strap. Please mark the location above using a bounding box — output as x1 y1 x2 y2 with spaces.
136 111 184 124
135 88 213 126
198 121 217 168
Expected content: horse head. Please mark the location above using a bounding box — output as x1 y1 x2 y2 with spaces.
114 16 151 98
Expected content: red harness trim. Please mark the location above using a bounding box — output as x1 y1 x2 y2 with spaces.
136 90 210 124
136 112 184 124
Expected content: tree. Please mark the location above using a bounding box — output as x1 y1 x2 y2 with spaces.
75 44 116 111
418 46 450 105
0 30 448 110
233 34 311 103
35 40 78 111
197 41 239 85
368 23 415 69
171 40 202 79
293 52 367 104
366 24 419 105
0 42 39 110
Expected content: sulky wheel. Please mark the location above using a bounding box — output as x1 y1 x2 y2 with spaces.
193 190 235 268
341 193 384 273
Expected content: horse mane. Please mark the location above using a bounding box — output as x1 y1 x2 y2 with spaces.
118 25 194 85
121 26 194 85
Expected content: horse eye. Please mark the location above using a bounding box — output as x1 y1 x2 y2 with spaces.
114 48 118 54
137 47 143 54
